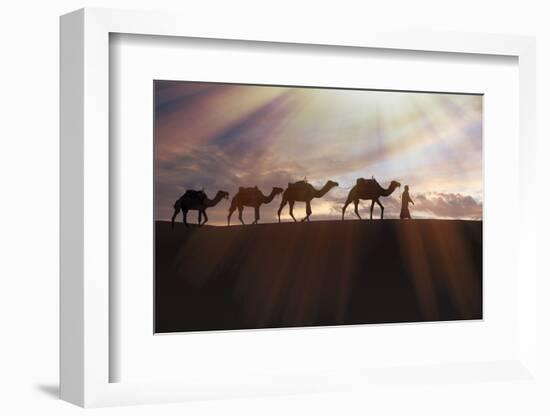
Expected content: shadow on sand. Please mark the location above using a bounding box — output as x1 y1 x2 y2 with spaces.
155 219 482 333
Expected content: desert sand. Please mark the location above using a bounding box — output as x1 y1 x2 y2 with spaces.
155 219 482 333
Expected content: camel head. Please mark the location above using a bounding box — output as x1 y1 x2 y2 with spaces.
217 190 230 200
273 186 284 197
326 180 339 189
390 180 401 189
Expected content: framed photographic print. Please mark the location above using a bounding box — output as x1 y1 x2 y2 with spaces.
60 8 539 408
153 81 483 334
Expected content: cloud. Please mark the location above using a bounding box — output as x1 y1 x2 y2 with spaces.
155 82 483 224
411 192 482 220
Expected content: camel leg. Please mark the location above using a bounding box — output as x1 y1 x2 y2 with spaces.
253 206 260 224
183 210 189 228
301 200 312 222
228 203 237 226
200 209 209 225
289 200 297 222
171 207 180 230
342 198 351 221
354 200 362 220
376 199 384 219
369 200 375 220
238 206 245 225
277 197 288 223
198 211 202 224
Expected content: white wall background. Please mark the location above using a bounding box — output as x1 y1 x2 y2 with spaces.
0 1 548 415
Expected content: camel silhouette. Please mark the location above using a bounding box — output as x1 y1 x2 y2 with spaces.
171 189 229 228
227 186 284 225
342 177 401 220
277 179 339 223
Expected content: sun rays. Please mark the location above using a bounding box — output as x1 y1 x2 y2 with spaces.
155 81 482 225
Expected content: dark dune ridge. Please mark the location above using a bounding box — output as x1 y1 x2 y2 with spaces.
155 219 482 333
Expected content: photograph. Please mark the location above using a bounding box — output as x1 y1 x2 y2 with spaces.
154 80 483 333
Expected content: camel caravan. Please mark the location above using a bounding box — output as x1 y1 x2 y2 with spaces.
171 177 411 228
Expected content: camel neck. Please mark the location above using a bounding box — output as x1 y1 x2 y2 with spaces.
381 185 397 197
262 189 278 203
315 183 332 198
206 194 224 207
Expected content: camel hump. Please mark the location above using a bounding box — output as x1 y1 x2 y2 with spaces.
356 177 378 185
238 186 259 195
183 189 206 201
356 177 378 189
289 180 307 188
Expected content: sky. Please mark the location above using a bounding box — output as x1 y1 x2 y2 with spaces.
155 81 483 225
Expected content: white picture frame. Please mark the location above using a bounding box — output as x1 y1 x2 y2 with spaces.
60 7 538 408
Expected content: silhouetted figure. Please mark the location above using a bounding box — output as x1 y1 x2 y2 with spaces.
171 190 229 228
400 185 414 219
228 186 284 225
342 177 401 220
277 179 339 223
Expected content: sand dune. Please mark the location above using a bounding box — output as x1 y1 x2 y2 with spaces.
155 219 482 333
